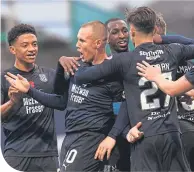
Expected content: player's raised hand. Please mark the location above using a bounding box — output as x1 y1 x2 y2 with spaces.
59 56 81 75
126 122 144 143
8 86 23 103
5 72 30 93
94 136 116 161
136 61 161 81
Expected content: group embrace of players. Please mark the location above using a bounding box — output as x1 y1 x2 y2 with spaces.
1 6 194 172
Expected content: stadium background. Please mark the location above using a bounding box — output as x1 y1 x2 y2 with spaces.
1 0 194 161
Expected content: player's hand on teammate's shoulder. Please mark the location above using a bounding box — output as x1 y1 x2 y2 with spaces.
94 136 116 161
5 72 30 93
126 122 144 143
59 56 81 75
8 86 23 104
136 60 161 81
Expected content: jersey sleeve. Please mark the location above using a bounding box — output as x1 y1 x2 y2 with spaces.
27 87 68 110
27 62 69 110
170 44 194 62
162 35 194 45
185 68 194 86
75 53 130 84
108 101 130 139
53 62 70 95
111 82 124 102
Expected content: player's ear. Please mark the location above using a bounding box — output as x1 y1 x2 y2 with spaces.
130 27 135 38
9 46 16 55
96 39 101 49
153 26 157 35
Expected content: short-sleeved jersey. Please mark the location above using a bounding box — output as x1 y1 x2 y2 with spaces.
1 65 58 157
176 60 194 129
75 43 194 137
63 60 124 134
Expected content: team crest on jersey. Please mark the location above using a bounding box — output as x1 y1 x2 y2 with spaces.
39 74 48 82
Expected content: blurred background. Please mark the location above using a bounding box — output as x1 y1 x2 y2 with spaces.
1 0 194 159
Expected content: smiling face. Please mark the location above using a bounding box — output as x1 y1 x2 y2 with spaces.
76 26 97 63
107 20 129 53
9 33 38 65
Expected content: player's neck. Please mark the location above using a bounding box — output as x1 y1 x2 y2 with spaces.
134 34 153 47
110 47 117 54
14 60 35 72
92 49 108 65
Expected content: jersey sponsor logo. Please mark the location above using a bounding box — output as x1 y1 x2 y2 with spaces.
147 111 171 120
23 97 44 114
70 84 89 104
39 74 48 82
140 50 164 60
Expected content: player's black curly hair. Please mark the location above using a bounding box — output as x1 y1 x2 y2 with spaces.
8 24 37 46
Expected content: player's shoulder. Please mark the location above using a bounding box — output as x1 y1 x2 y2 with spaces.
165 43 183 49
78 59 91 67
1 67 16 76
1 68 15 88
155 43 182 55
37 65 56 74
111 52 133 63
113 51 132 58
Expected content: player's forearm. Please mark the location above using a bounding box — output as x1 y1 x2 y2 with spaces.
75 65 105 84
154 75 192 96
75 58 120 84
108 101 130 139
162 35 194 45
27 87 68 110
0 100 15 118
121 124 131 139
54 62 69 95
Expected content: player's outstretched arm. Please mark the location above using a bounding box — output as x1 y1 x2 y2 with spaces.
137 61 194 96
53 62 70 99
161 35 194 45
108 101 130 140
95 101 130 161
75 56 122 84
5 72 67 110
